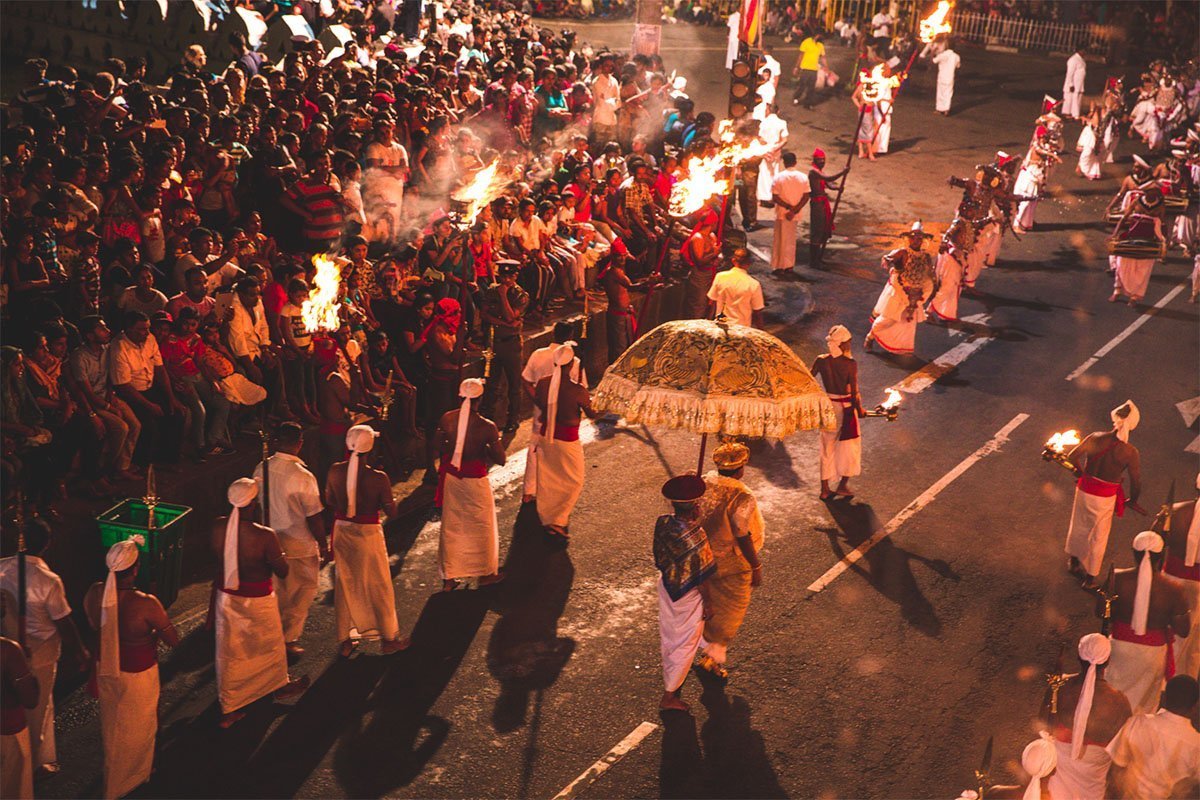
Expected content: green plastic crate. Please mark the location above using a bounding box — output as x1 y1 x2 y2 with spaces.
97 500 192 609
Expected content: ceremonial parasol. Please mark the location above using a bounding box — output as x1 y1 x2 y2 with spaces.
593 318 838 474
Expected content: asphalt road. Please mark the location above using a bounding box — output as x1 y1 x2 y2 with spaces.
40 20 1199 800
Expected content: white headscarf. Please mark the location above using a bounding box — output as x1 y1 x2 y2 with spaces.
1131 530 1164 635
224 478 259 592
345 424 379 517
1110 400 1140 442
1021 732 1058 800
1071 633 1112 760
451 379 484 469
826 325 852 357
545 343 575 442
99 537 142 678
1186 473 1200 567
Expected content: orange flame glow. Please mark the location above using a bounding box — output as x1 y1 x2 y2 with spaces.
880 388 903 411
1045 429 1081 453
919 1 954 43
669 124 774 217
859 62 902 104
452 159 511 224
301 253 342 333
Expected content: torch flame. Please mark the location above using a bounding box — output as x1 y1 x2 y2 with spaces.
301 253 343 333
452 159 511 224
881 388 903 411
1045 429 1081 453
859 62 902 104
669 124 774 217
919 1 954 43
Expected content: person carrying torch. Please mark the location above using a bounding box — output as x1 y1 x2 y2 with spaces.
812 325 864 501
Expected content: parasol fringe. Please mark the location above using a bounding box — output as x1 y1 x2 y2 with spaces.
594 374 839 438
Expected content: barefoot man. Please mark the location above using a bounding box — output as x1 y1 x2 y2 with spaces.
1064 401 1143 588
654 475 716 712
326 425 409 658
681 212 721 320
437 378 506 591
812 325 865 501
1101 531 1191 714
212 478 308 728
533 343 600 539
521 322 587 503
1155 475 1200 677
84 539 179 799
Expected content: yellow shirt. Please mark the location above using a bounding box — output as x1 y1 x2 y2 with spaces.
798 37 824 72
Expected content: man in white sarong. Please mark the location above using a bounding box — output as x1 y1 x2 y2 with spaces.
928 215 973 321
253 422 326 659
812 325 864 499
1064 401 1143 587
654 475 716 713
1110 189 1166 306
724 10 740 70
755 109 789 204
866 222 935 355
1076 111 1103 181
437 378 505 590
326 425 409 657
1159 476 1200 677
84 539 179 800
1107 675 1200 799
932 43 960 115
362 118 409 245
1046 634 1131 800
1103 531 1192 714
769 152 810 276
1062 50 1087 118
212 478 308 728
534 343 598 538
1 636 37 800
521 323 586 503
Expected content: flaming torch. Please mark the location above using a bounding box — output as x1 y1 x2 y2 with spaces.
1041 429 1081 473
302 253 344 334
919 0 954 44
863 388 903 421
451 158 513 225
668 124 773 218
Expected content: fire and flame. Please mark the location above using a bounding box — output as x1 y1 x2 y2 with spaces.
1045 429 1081 454
301 253 343 333
919 1 954 43
880 388 903 411
452 159 511 224
858 62 902 104
668 124 773 217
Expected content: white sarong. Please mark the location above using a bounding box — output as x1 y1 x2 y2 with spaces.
929 251 964 320
333 520 400 642
658 576 705 692
27 634 59 768
1077 126 1102 180
535 435 585 528
1064 483 1117 577
935 80 954 113
869 277 926 355
1047 739 1111 800
98 666 159 799
1106 636 1167 715
217 372 267 405
276 552 320 643
215 589 289 714
819 394 861 482
980 222 1002 267
1 730 32 800
440 473 500 581
1113 257 1155 300
770 212 799 271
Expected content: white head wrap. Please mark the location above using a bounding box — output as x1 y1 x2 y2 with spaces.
545 343 575 442
1186 473 1200 567
1071 633 1112 760
826 325 852 357
1021 733 1058 800
99 537 142 678
451 379 484 469
345 424 379 517
224 478 259 592
1131 530 1164 635
1110 400 1140 442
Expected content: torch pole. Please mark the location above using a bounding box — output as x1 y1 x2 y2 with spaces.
822 102 868 260
696 433 709 477
260 423 272 529
867 43 923 152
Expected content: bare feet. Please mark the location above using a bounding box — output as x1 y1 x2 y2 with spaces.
338 639 360 658
275 675 310 700
659 692 690 712
219 710 247 729
380 637 411 655
1108 292 1120 302
545 524 570 541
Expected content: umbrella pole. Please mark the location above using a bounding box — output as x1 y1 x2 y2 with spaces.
696 433 708 476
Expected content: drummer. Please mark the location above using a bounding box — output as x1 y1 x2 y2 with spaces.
1110 187 1167 307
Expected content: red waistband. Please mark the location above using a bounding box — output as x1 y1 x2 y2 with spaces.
222 579 273 598
1165 553 1200 582
1077 474 1126 516
334 513 381 524
1051 724 1106 750
441 459 489 479
0 705 25 736
117 641 158 673
1112 620 1171 647
538 423 580 442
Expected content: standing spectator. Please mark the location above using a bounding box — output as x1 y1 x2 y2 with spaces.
279 152 345 254
791 32 827 109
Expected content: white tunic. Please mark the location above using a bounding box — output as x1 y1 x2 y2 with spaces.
932 49 960 113
1063 53 1087 118
1107 709 1200 799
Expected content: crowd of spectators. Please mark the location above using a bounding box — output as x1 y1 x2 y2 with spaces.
0 0 726 521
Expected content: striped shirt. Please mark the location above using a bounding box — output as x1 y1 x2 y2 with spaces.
287 177 344 243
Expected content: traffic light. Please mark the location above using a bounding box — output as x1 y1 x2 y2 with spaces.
729 49 764 119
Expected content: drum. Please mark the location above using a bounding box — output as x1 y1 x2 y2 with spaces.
1108 215 1166 258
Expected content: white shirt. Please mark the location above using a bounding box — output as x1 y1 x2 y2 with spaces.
1108 709 1200 800
0 555 71 645
771 168 811 207
173 253 243 295
933 49 960 84
228 299 272 359
871 12 892 37
591 72 620 128
253 453 324 556
365 140 409 179
1064 52 1087 94
110 333 162 392
707 266 765 327
509 215 549 252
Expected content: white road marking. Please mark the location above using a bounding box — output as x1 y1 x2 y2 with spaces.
893 314 994 395
950 312 990 337
1065 281 1188 381
746 243 773 264
806 413 1030 593
551 721 660 800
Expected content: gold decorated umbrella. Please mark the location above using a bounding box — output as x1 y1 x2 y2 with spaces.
593 318 839 474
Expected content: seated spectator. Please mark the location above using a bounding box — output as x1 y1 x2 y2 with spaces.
117 265 169 316
109 310 186 467
67 316 141 482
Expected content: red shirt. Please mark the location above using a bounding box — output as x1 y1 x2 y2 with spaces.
564 182 593 222
160 333 201 377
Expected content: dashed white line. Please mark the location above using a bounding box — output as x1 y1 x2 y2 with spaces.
893 314 995 395
551 721 660 800
806 412 1030 593
1065 281 1188 381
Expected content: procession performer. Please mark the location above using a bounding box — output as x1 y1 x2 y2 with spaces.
1046 633 1130 800
755 107 790 207
1130 83 1164 151
325 425 408 657
1109 187 1166 306
769 151 811 276
1099 78 1125 164
850 79 881 162
875 64 897 155
1102 531 1191 715
812 325 864 500
521 321 586 502
534 343 599 539
253 422 326 659
654 475 716 713
694 442 765 680
931 41 961 116
0 635 36 800
1062 50 1087 119
807 148 847 269
1158 476 1200 678
681 211 721 319
1012 128 1061 233
212 478 308 728
1033 97 1066 167
928 214 974 322
598 247 644 365
1105 156 1156 220
437 378 505 590
1063 401 1143 588
84 539 179 800
865 222 935 356
1075 104 1104 181
708 248 765 327
1014 735 1057 800
1107 675 1200 799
